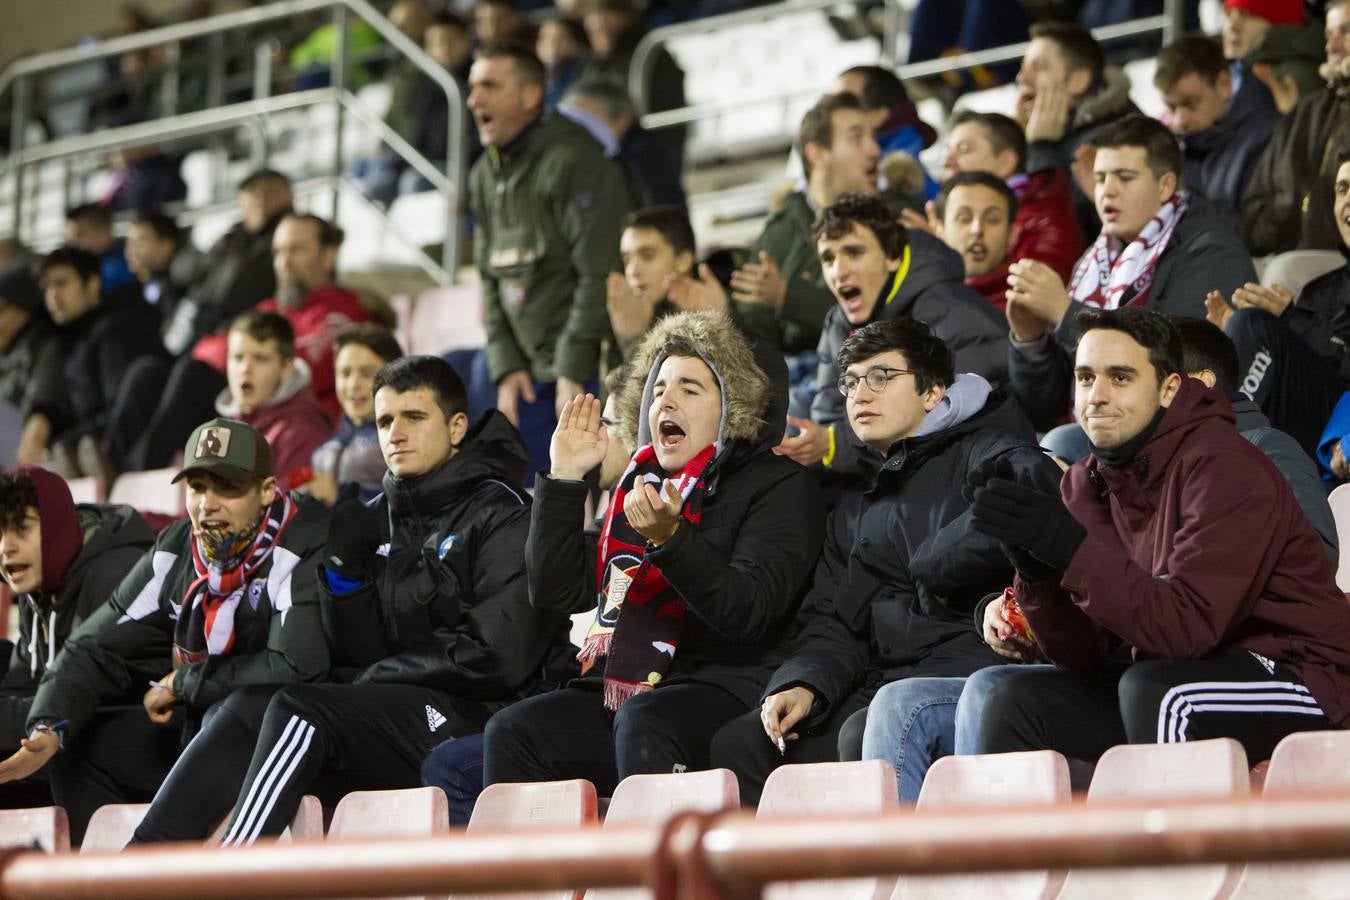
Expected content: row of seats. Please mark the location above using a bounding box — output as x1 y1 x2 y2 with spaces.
3 730 1346 899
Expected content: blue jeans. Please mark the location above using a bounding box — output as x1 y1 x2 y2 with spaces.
860 677 967 804
420 732 485 826
953 664 1050 755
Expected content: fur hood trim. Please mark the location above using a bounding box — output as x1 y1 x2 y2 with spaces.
1073 67 1134 129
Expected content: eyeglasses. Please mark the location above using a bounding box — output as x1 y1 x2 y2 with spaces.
837 366 912 397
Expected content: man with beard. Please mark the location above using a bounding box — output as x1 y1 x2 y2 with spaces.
106 214 369 473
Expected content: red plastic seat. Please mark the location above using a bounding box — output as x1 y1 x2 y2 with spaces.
891 750 1070 900
1229 730 1350 899
1057 738 1248 900
0 806 69 853
757 760 899 900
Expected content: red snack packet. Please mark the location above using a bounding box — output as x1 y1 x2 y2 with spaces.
999 589 1037 663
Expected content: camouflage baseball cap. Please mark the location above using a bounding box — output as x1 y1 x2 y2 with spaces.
172 418 274 485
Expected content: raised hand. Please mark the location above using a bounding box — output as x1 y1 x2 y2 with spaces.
1006 259 1071 328
1205 290 1234 330
730 251 787 308
606 272 655 346
550 393 611 481
1232 282 1294 318
623 478 683 545
773 416 831 467
1025 82 1070 143
665 263 729 314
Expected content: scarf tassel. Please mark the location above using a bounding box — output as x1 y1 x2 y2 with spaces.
604 678 654 711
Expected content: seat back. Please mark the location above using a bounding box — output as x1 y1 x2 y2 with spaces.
107 468 185 518
893 751 1071 900
64 476 102 504
1327 483 1350 591
1259 250 1345 298
329 786 449 840
80 803 150 853
0 806 69 853
1058 738 1248 900
462 780 597 900
758 761 898 900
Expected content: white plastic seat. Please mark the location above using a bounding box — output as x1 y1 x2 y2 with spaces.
64 476 102 505
0 806 69 853
107 468 184 518
461 779 597 900
1327 483 1350 591
1260 250 1345 300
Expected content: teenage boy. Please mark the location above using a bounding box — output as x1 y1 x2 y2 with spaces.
972 308 1350 765
606 206 698 360
215 310 332 490
209 357 575 845
710 317 1060 805
933 172 1019 310
309 324 404 504
0 419 331 846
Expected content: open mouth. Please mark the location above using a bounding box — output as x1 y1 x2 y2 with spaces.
1100 205 1120 222
2 563 30 582
839 285 862 302
967 242 987 261
657 419 686 448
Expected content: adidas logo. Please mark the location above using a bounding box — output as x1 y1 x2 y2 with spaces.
425 705 448 733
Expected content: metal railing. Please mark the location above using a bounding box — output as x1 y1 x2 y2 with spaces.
631 0 1185 135
0 0 464 281
6 791 1350 898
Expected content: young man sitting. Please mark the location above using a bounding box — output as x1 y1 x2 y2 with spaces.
971 308 1350 766
216 310 332 491
0 419 331 846
211 357 576 845
933 172 1019 311
709 317 1060 805
484 311 824 796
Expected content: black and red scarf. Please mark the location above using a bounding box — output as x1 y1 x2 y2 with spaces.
578 441 717 710
172 494 296 668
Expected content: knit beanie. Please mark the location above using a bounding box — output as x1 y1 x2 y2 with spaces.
1223 0 1305 26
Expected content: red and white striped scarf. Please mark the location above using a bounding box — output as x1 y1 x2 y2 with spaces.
1070 191 1188 310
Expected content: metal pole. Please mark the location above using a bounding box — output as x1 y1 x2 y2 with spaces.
206 30 226 204
1162 0 1185 45
329 3 347 221
443 95 463 280
9 75 28 243
162 41 181 117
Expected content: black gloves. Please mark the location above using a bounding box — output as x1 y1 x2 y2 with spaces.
967 455 1086 582
324 484 386 581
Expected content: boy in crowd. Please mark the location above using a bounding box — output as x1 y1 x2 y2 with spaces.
308 324 403 504
971 308 1350 765
215 311 332 491
484 311 824 796
124 211 205 355
710 317 1059 804
0 468 153 807
63 204 133 293
0 419 331 846
932 172 1019 310
210 357 575 845
776 194 1006 474
606 206 698 360
0 264 64 468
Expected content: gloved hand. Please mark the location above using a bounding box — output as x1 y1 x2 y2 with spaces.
324 483 386 581
969 462 1085 581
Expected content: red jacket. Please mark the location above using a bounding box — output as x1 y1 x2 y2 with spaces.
967 169 1085 312
192 285 370 418
1016 381 1350 727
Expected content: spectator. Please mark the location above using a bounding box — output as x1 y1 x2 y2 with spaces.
606 206 697 360
309 324 404 504
538 16 589 111
1006 115 1255 433
468 47 632 478
474 0 534 48
775 194 1007 474
741 93 886 357
1014 23 1139 241
970 308 1350 767
932 172 1019 311
578 0 687 169
1220 0 1300 114
215 311 332 492
397 11 481 195
903 0 1028 90
107 213 369 474
0 468 153 807
102 147 187 214
709 317 1059 805
204 357 575 845
39 247 164 481
1208 147 1350 457
1242 0 1350 254
561 78 686 210
0 419 330 846
125 211 205 353
836 65 939 200
1250 22 1326 114
289 15 382 90
484 311 824 796
1154 35 1278 220
0 265 65 468
63 204 133 293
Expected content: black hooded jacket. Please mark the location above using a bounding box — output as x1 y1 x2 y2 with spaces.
320 411 575 704
765 389 1062 725
1178 70 1278 221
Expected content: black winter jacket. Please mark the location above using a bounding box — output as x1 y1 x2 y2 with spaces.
1179 69 1278 221
765 390 1061 724
811 229 1008 474
320 411 575 704
1280 262 1350 390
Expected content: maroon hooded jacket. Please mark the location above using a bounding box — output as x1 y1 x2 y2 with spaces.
1015 380 1350 727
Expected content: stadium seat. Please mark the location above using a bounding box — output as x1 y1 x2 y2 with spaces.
0 806 70 853
402 285 485 357
891 751 1070 900
1228 730 1350 899
1327 483 1350 591
1123 57 1165 121
1260 250 1344 300
64 476 102 504
463 780 597 900
329 787 449 840
107 468 185 518
1057 737 1249 899
80 803 149 853
758 760 899 900
206 794 324 844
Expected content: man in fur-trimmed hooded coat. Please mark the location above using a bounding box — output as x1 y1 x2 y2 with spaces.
483 310 826 794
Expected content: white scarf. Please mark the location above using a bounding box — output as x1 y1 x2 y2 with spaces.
1070 191 1188 310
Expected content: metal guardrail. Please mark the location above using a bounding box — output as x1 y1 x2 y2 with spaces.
0 0 464 281
631 0 1184 135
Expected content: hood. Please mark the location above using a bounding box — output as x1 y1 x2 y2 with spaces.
215 357 315 418
881 229 967 319
1073 67 1136 129
915 374 994 437
1228 393 1271 432
384 409 530 519
873 388 1036 476
1088 379 1235 490
9 466 81 595
617 310 771 456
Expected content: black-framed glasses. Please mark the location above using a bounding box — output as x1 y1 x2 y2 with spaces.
837 366 912 397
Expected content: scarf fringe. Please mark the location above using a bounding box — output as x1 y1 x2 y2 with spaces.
604 678 653 712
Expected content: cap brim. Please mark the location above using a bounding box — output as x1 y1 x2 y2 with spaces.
171 462 258 486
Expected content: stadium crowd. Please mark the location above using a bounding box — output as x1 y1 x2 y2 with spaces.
4 0 1350 851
